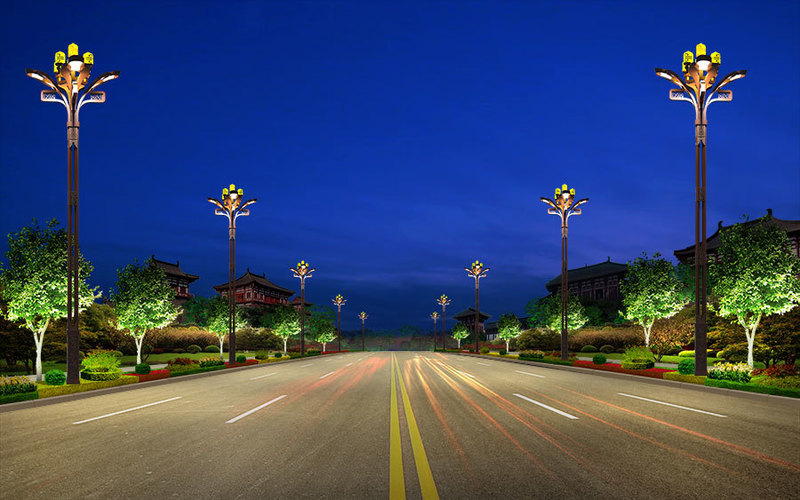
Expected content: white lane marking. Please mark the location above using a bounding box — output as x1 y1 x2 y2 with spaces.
617 393 728 418
319 371 336 379
457 370 475 379
250 372 275 380
226 395 287 424
301 363 313 367
73 397 182 425
357 357 363 361
346 363 353 367
514 394 578 420
477 362 491 366
515 370 545 378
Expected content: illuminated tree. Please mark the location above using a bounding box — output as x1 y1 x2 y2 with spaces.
650 307 694 362
620 252 687 347
497 313 522 352
266 305 300 355
525 294 587 332
206 295 246 360
710 217 800 368
0 220 97 381
452 323 470 349
111 259 179 365
309 305 336 352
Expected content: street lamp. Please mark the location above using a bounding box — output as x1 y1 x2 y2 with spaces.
358 311 368 352
436 294 451 350
655 43 746 376
208 184 256 365
541 184 588 361
430 311 439 351
332 294 347 352
291 260 315 355
465 261 489 354
27 43 119 385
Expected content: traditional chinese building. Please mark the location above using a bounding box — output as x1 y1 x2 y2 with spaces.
150 256 199 307
452 308 491 335
674 208 800 264
213 269 295 307
484 316 529 341
545 257 627 301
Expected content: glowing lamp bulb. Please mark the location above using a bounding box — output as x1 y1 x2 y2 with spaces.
696 55 712 72
68 58 83 72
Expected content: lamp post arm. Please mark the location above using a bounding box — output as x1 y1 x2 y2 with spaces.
709 70 746 94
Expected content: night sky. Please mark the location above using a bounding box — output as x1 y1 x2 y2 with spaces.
1 1 798 332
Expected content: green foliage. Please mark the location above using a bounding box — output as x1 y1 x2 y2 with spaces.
255 350 271 360
451 323 470 347
44 369 66 386
0 375 37 395
134 363 151 375
708 362 751 383
37 376 136 397
80 369 122 381
205 295 247 338
664 372 705 384
710 216 800 368
81 349 121 372
580 345 597 353
306 349 321 356
515 329 560 351
592 353 607 365
678 358 695 375
265 305 300 352
518 351 545 361
204 345 220 353
621 252 686 346
525 293 588 331
479 346 490 354
274 352 282 358
496 313 522 350
620 360 654 370
704 378 800 398
679 349 714 357
309 305 337 349
180 296 210 326
649 307 694 362
186 344 202 354
236 354 247 363
0 391 39 404
622 346 654 363
199 357 224 368
600 345 615 354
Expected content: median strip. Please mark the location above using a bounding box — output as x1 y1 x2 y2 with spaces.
617 393 727 418
514 394 578 420
515 370 545 378
226 395 287 424
73 397 182 425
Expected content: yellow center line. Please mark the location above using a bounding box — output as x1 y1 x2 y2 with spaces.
390 354 405 500
395 356 440 500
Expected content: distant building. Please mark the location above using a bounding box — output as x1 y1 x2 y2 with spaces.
150 256 199 307
213 269 294 307
452 308 490 336
545 257 627 301
484 316 529 341
674 208 800 264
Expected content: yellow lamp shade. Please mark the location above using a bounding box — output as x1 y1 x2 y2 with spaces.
55 51 66 64
222 188 229 195
711 52 721 64
561 184 568 191
83 52 94 65
683 51 694 64
237 188 243 196
68 43 79 57
569 188 575 195
229 184 236 191
695 43 706 56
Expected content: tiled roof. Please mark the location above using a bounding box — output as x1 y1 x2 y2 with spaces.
545 259 627 290
451 307 491 321
150 256 199 283
213 269 294 295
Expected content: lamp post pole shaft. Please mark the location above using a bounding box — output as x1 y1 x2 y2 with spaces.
65 117 80 384
361 319 365 352
228 226 236 365
474 280 479 353
441 305 446 350
300 280 305 355
561 221 569 361
337 307 341 352
694 120 709 375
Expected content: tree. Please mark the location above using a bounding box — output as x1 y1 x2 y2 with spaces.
710 216 800 368
181 296 210 325
0 220 97 381
525 293 588 332
497 313 522 352
111 259 179 365
205 295 247 359
262 305 299 354
649 307 694 362
308 305 336 352
620 252 687 347
452 323 470 348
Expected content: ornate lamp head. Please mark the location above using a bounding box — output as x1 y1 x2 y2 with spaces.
291 260 315 280
359 311 368 321
437 294 451 307
332 294 347 308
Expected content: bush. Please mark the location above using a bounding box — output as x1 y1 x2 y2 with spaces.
718 344 748 362
274 352 283 358
678 349 715 358
592 353 607 365
186 345 202 354
567 326 643 351
516 329 561 351
499 349 507 356
80 369 122 381
752 375 800 389
199 357 224 368
167 357 199 367
81 349 121 372
678 358 695 375
254 350 271 360
752 364 797 378
708 362 751 383
518 350 545 361
580 345 597 353
621 360 654 370
306 349 321 356
44 369 66 386
205 345 220 353
480 347 490 354
111 350 124 358
0 376 38 396
622 346 654 363
134 363 151 375
599 345 615 354
236 354 247 363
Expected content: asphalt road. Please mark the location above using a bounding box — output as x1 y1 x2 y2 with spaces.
1 352 799 499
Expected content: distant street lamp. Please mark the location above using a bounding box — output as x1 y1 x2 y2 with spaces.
541 184 587 361
436 294 451 350
208 184 256 364
27 43 120 384
291 261 315 355
655 44 746 376
332 294 347 352
465 261 490 353
358 311 368 351
430 311 439 350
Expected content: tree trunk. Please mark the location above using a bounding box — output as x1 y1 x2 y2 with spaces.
506 339 510 352
746 331 755 369
34 332 44 382
283 337 288 355
135 336 144 365
219 336 225 361
644 323 652 347
322 342 327 353
457 339 461 348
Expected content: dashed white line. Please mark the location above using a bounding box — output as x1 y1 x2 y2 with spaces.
73 397 182 425
457 370 475 379
514 394 578 419
515 370 545 378
250 372 275 380
617 393 728 417
477 362 491 366
301 364 313 367
346 363 353 367
319 371 336 379
226 395 287 424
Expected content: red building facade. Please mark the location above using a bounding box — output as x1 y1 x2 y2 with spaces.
213 269 295 307
150 256 199 307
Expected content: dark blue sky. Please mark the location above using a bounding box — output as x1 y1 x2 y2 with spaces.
2 1 798 332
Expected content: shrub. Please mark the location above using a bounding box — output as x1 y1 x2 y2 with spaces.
199 357 224 368
580 345 597 353
306 349 321 356
678 349 716 358
621 360 654 370
480 347 490 354
599 345 615 354
81 349 121 372
236 354 247 363
499 349 507 356
567 326 643 351
752 376 800 389
172 348 185 354
111 350 124 358
708 362 751 384
274 352 283 358
752 364 797 378
678 358 695 375
205 345 220 353
0 376 38 395
186 345 202 354
622 346 654 363
592 353 607 365
80 369 122 381
518 350 545 361
44 369 66 386
167 357 199 367
255 350 271 360
134 363 151 375
718 344 748 362
516 329 560 351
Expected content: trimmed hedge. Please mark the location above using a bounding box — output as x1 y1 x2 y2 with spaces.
599 345 615 354
80 369 122 381
621 360 655 370
592 353 607 365
134 363 151 375
37 376 138 398
0 391 39 404
169 364 227 377
186 345 202 354
663 372 706 384
204 345 221 353
705 378 800 398
678 358 695 375
573 360 672 379
125 369 171 382
45 370 66 386
580 345 597 353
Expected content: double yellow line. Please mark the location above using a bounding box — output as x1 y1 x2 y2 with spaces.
390 354 439 500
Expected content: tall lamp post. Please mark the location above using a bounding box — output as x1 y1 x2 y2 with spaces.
208 184 256 365
358 311 368 352
291 261 315 355
465 261 489 353
541 184 587 361
655 44 746 376
430 311 439 351
27 44 119 385
332 294 347 352
436 294 451 350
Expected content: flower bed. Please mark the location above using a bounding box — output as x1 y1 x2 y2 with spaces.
225 359 260 368
573 360 673 379
125 369 171 382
